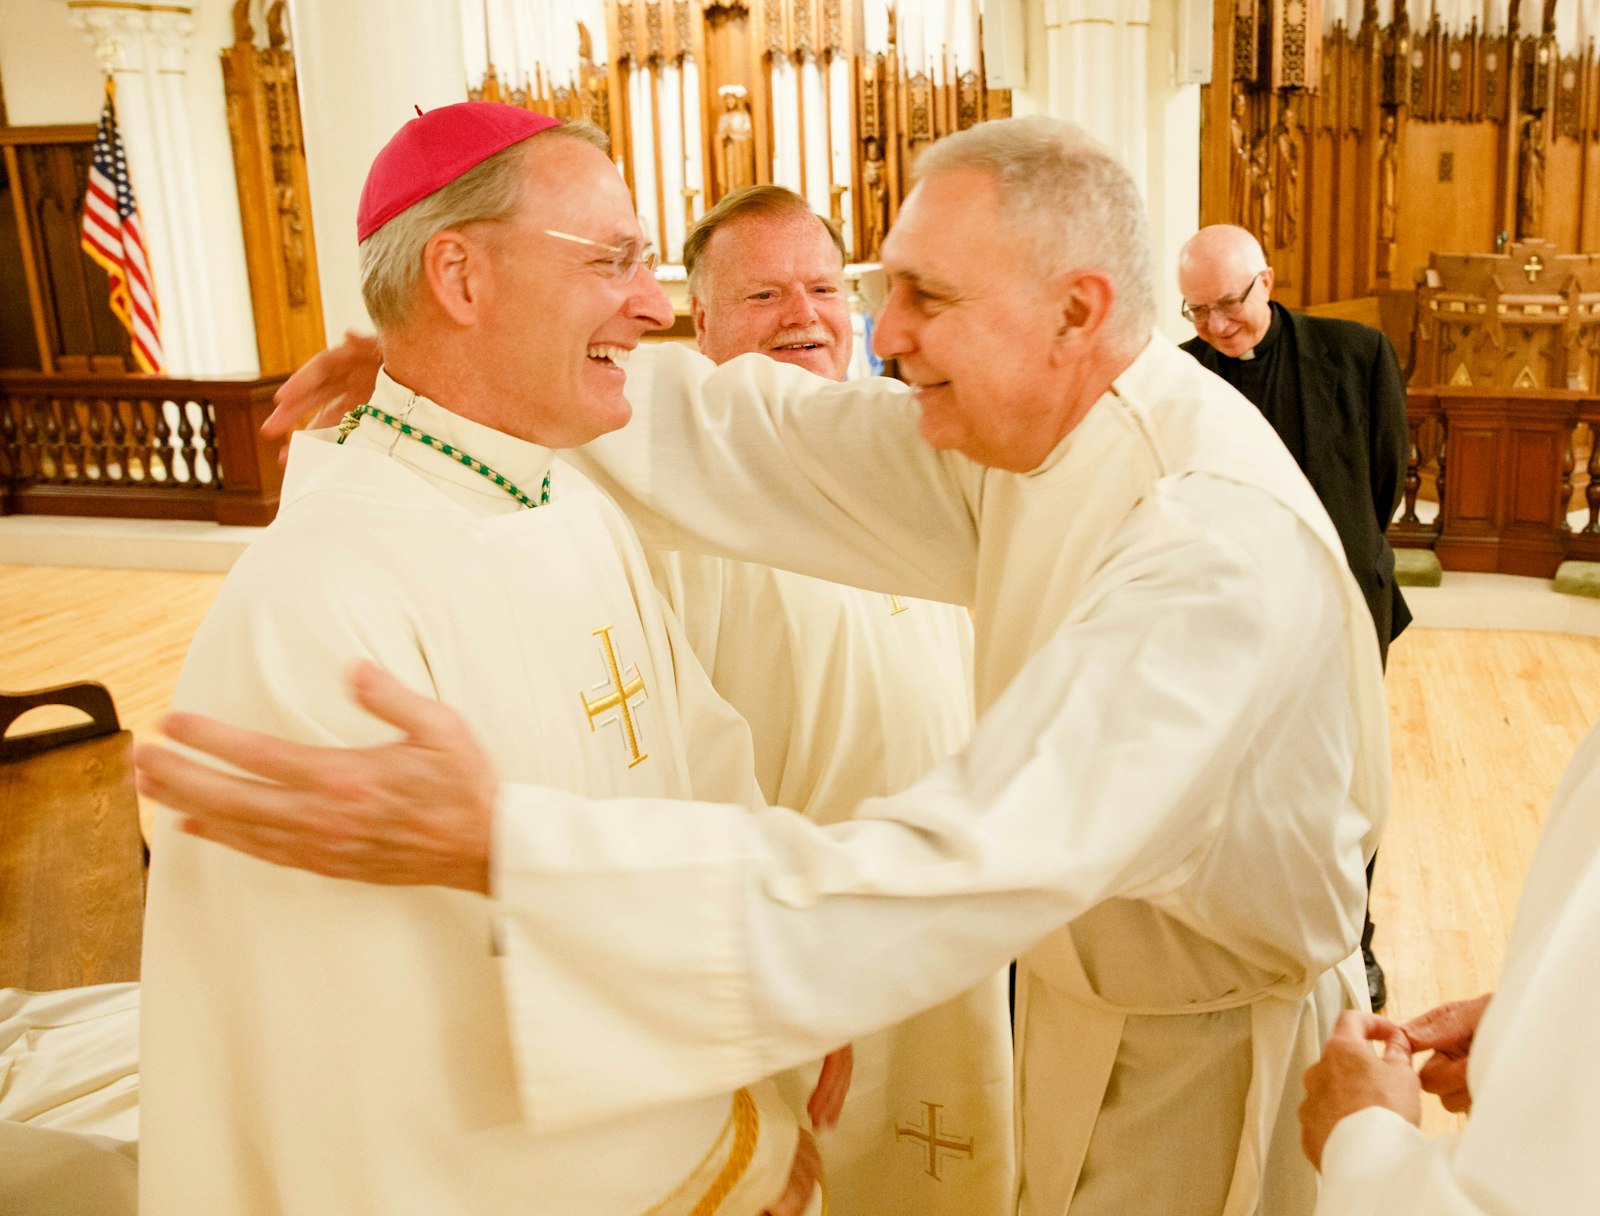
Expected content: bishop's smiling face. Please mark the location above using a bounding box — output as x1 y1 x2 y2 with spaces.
478 137 673 446
691 211 853 380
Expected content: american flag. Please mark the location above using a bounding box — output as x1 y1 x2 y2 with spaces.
80 84 165 373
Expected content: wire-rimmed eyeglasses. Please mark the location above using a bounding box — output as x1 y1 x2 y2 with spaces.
1180 270 1265 326
543 229 660 283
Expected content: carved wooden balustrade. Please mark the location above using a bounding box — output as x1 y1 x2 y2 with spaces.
0 372 285 525
1392 387 1600 576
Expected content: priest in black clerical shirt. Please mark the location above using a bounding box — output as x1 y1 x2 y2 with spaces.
1177 222 1410 1012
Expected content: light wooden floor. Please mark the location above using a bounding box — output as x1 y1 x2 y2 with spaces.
5 562 1599 1135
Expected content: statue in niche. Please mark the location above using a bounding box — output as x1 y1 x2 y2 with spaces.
276 181 308 306
1517 112 1545 239
1377 110 1399 275
1228 88 1250 221
1377 112 1398 243
1249 137 1274 257
861 140 886 260
1272 96 1300 249
716 85 755 195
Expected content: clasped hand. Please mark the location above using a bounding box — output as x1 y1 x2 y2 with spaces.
1298 992 1492 1169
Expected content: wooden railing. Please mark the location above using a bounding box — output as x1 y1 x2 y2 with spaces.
0 372 286 526
1392 387 1600 576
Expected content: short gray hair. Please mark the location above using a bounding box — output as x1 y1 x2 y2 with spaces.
683 184 844 299
914 116 1154 345
358 121 610 330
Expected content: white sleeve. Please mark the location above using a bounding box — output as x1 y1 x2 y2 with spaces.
491 481 1345 1128
572 343 980 605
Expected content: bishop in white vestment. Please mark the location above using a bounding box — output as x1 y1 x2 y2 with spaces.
140 380 800 1214
141 103 809 1216
1312 721 1600 1215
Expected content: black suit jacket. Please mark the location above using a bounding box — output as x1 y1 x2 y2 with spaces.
1182 306 1412 662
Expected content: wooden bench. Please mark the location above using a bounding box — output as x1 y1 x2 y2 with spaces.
0 683 146 990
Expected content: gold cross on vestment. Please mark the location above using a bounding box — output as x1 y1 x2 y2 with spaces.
1523 254 1544 282
895 1101 973 1180
885 594 910 615
580 624 650 768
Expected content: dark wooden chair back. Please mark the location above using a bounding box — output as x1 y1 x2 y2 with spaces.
0 682 146 990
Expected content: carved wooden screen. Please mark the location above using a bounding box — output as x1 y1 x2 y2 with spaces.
470 0 1010 263
221 0 325 377
1201 2 1600 314
0 126 134 375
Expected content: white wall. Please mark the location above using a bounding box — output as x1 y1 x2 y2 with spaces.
288 0 466 341
0 1 105 125
1010 0 1201 343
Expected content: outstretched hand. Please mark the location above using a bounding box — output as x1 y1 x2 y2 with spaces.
134 661 497 893
1404 992 1492 1114
1299 1010 1419 1169
263 330 384 462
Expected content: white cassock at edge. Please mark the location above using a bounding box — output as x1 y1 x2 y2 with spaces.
649 550 1014 1215
496 333 1391 1216
139 374 799 1216
1315 723 1600 1216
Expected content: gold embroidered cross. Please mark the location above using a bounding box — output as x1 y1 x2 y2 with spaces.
1523 253 1544 282
894 1101 973 1180
885 594 910 616
580 624 650 768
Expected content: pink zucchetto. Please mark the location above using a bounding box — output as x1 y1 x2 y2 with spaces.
356 101 563 242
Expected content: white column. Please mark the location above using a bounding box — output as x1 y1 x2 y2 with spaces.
1025 0 1199 343
659 62 687 262
1143 0 1201 343
828 57 854 252
68 2 258 376
800 58 829 214
289 0 464 339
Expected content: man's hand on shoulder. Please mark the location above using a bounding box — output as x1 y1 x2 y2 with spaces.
265 331 384 463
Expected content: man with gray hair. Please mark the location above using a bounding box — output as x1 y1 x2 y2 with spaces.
142 115 1388 1215
667 183 1012 1216
139 103 819 1216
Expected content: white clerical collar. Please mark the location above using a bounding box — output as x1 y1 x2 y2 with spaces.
354 370 558 511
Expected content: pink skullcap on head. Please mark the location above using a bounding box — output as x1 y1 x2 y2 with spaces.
356 101 563 242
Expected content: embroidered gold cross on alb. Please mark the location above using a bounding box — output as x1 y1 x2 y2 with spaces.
580 624 650 768
895 1101 973 1180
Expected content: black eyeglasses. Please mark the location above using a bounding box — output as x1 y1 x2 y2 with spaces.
1181 270 1264 326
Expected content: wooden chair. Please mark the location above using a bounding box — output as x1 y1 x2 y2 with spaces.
0 682 146 990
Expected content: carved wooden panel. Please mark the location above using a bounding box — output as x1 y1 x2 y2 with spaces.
471 2 1004 263
0 130 130 375
221 2 325 377
1202 2 1598 312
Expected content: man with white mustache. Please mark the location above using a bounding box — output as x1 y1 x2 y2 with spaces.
662 185 1013 1216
